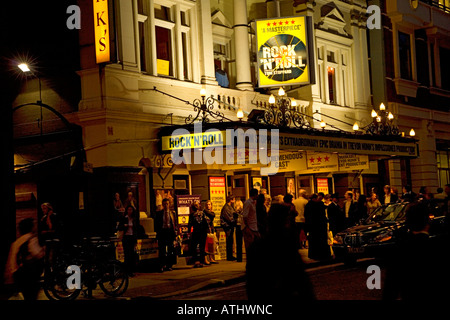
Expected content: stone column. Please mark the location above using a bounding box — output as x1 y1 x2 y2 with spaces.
198 0 218 85
233 0 253 91
350 11 371 109
266 0 280 18
410 120 439 193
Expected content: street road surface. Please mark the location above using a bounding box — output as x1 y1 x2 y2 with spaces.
164 259 385 300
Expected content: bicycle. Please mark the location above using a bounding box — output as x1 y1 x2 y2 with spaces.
43 237 128 300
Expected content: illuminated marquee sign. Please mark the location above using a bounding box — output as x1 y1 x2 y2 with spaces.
256 16 314 87
161 131 228 151
93 0 110 63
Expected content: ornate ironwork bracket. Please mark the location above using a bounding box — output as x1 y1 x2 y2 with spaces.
263 96 310 129
151 87 229 124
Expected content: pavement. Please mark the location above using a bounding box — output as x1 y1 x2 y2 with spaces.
31 248 346 300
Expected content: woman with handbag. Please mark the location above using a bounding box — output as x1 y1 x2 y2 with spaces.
203 200 218 264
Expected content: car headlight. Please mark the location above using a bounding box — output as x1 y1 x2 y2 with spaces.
374 231 393 243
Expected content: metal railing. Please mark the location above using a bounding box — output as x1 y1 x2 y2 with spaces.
420 0 450 13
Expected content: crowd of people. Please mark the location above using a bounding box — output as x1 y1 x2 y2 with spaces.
4 183 449 300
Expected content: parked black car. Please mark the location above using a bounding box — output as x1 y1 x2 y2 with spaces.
332 199 447 263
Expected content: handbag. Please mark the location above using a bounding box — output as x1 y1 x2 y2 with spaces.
327 230 334 246
205 233 215 254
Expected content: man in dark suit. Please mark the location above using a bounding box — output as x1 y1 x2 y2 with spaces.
381 185 398 205
327 193 344 235
154 198 178 272
343 191 358 227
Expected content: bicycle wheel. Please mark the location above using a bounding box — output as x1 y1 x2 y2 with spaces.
99 260 129 297
46 264 81 300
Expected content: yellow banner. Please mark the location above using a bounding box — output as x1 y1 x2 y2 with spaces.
93 0 110 63
338 154 370 171
256 16 310 87
306 152 339 172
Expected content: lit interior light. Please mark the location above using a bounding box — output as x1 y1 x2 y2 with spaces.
409 128 415 137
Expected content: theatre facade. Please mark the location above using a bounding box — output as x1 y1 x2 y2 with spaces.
11 0 438 241
66 0 427 236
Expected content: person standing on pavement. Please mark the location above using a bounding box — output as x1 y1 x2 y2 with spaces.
246 203 315 301
343 191 357 227
155 198 178 272
283 194 298 232
234 197 244 262
188 202 209 268
256 193 268 238
293 189 309 249
118 205 139 276
381 185 398 205
39 202 62 243
327 193 343 236
243 188 260 251
366 192 382 217
304 193 331 261
203 200 217 264
220 195 237 261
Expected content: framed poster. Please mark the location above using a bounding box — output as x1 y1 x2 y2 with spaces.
209 177 226 227
286 177 296 197
252 177 263 191
176 194 201 233
255 16 315 87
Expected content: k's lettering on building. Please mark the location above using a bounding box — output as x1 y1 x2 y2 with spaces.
93 0 110 63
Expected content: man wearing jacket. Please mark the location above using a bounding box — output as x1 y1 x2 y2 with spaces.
221 195 236 261
155 198 178 272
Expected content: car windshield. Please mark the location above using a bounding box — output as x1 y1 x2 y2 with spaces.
367 203 406 223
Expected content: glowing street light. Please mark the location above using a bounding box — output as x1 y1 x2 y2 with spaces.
18 63 30 72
